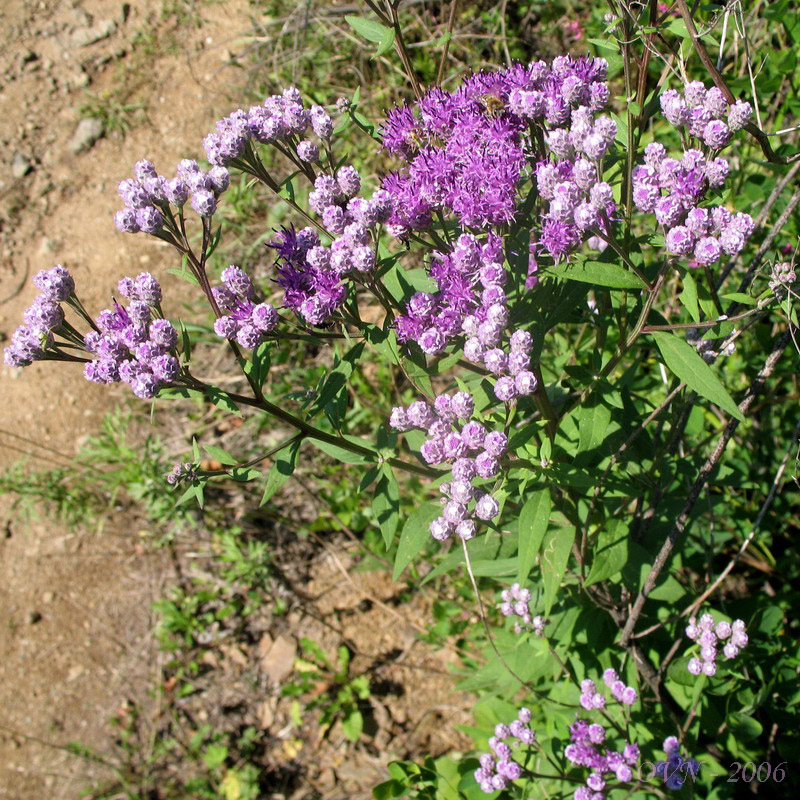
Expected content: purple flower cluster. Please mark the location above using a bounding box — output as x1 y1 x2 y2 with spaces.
83 272 180 399
770 260 797 297
660 82 752 148
115 158 230 234
473 708 536 793
499 583 546 635
211 265 279 348
565 719 639 800
203 86 333 167
165 462 199 486
465 319 537 405
580 669 637 710
685 614 748 676
389 391 508 541
271 177 392 326
536 154 617 262
394 232 500 354
654 737 700 791
381 56 612 237
632 143 754 265
4 265 74 367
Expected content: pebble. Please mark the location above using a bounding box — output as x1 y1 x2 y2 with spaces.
71 19 117 48
11 153 32 178
68 117 104 153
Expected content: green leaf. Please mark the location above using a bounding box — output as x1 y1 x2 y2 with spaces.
517 487 551 584
541 530 575 616
393 502 440 580
679 272 700 323
309 341 365 419
666 657 697 687
203 744 228 770
345 15 393 43
373 465 401 548
435 31 452 46
342 709 363 742
576 401 611 460
205 386 243 417
376 27 396 57
585 519 629 586
728 711 763 741
545 259 644 289
310 437 376 465
373 780 405 800
260 437 302 506
230 467 261 482
651 331 744 421
202 444 237 466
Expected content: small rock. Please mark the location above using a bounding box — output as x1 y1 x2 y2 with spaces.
28 611 42 624
11 153 32 178
71 19 117 48
259 634 296 683
42 591 54 603
69 117 104 154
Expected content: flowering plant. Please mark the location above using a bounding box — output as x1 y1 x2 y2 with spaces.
5 1 800 797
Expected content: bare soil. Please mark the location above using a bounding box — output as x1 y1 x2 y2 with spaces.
0 3 472 797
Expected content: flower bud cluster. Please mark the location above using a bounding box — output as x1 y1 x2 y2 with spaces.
4 265 74 367
211 265 279 349
394 232 501 354
165 462 199 486
770 260 796 298
685 613 748 677
654 737 700 791
633 143 753 265
659 82 752 148
463 316 537 405
389 391 507 542
203 86 333 168
565 718 639 800
578 670 637 711
536 156 617 263
271 175 392 326
474 708 535 794
82 273 180 399
499 583 546 635
115 158 230 233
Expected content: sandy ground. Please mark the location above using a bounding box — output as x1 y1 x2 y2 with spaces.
0 1 252 794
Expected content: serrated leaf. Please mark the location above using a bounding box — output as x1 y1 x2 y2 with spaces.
202 444 237 466
517 487 551 584
345 15 393 43
545 259 645 289
260 437 302 505
651 331 744 421
393 502 440 580
585 519 628 586
541 530 575 616
373 466 400 548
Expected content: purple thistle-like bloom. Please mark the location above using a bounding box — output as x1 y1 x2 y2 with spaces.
191 189 217 217
164 177 189 206
703 119 732 150
694 236 722 265
33 265 75 302
115 208 140 233
728 100 752 132
666 226 695 256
